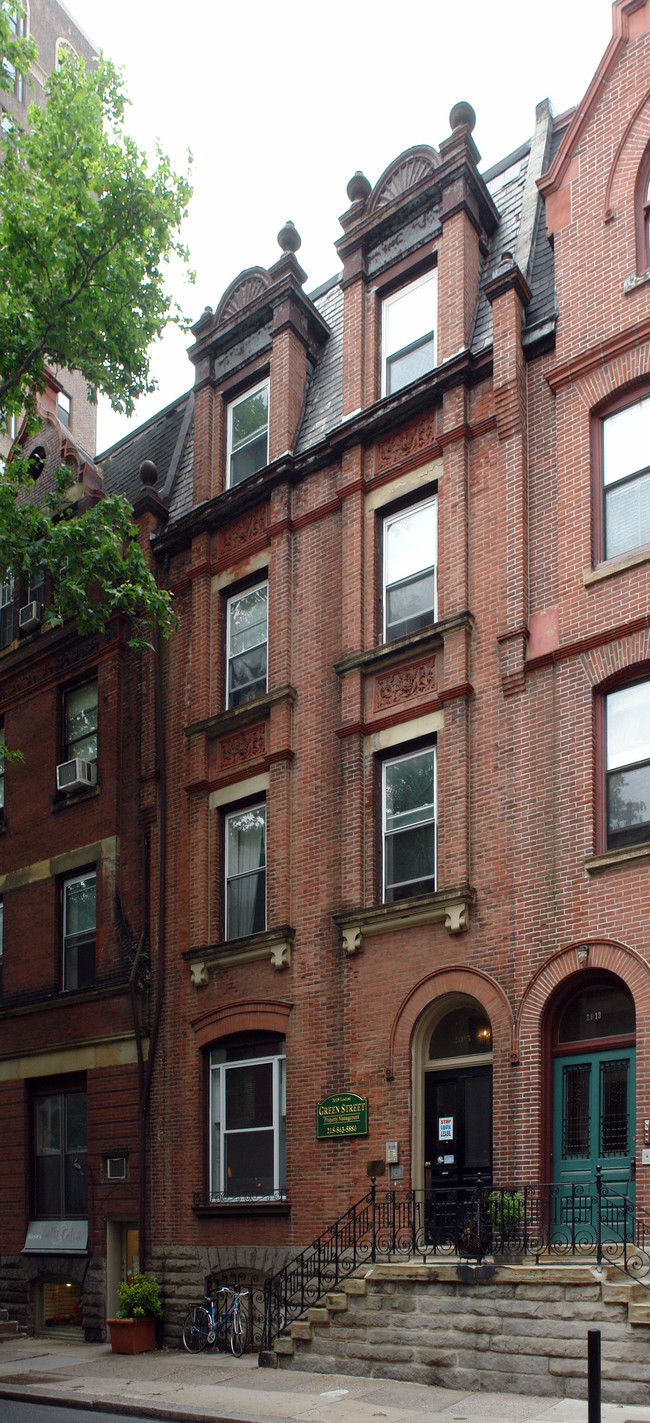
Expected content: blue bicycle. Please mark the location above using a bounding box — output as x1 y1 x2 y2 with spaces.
182 1285 248 1355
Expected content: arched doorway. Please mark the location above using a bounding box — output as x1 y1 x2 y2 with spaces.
413 994 493 1190
548 973 636 1201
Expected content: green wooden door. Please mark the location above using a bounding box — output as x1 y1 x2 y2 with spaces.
552 1048 635 1211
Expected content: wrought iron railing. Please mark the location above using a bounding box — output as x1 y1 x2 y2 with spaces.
261 1169 650 1354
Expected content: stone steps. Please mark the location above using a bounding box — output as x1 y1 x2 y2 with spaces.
272 1261 650 1402
0 1305 27 1340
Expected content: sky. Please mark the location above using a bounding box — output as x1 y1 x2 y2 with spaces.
63 0 618 455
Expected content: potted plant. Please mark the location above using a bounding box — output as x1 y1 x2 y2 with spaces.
107 1272 164 1354
487 1190 525 1261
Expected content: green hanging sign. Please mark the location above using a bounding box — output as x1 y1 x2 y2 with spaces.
316 1091 368 1139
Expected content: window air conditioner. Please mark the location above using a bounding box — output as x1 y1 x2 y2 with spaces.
19 601 43 632
56 758 97 793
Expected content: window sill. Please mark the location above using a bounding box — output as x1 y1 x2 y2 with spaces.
583 544 650 586
334 612 472 679
334 884 475 952
192 1196 290 1218
183 925 295 984
585 841 650 875
51 784 100 813
184 685 296 740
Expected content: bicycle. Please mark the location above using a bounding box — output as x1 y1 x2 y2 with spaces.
182 1285 248 1355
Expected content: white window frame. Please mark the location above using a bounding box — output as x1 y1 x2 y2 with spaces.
209 1041 286 1201
383 495 437 643
225 801 266 941
382 745 437 903
226 379 269 490
56 390 71 428
226 581 268 709
381 270 437 398
605 678 650 850
601 393 650 561
62 869 96 991
64 679 98 764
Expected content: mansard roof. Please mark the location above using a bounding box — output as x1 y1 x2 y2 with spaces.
97 115 561 529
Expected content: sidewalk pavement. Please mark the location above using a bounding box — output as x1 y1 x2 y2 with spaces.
0 1336 648 1423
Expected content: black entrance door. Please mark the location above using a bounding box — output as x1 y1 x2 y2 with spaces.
425 1065 492 1188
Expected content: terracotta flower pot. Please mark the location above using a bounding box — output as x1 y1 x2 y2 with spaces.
107 1316 156 1354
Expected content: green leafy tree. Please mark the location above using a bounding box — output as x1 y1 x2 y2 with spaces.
0 4 193 642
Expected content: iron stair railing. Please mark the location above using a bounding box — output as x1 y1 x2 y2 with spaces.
261 1169 650 1355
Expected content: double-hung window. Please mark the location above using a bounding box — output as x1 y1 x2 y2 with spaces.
62 870 96 990
56 391 71 428
227 583 268 707
0 575 14 649
382 271 437 397
34 1089 87 1217
601 393 650 560
383 746 436 902
209 1035 285 1200
605 680 650 850
225 803 266 940
64 680 98 763
227 380 269 488
383 497 437 642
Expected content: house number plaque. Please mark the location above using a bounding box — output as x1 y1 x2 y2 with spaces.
317 1091 369 1139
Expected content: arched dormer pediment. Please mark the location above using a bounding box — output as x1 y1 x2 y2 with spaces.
368 145 440 214
214 267 271 327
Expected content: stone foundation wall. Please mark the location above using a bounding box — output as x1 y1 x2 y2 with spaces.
148 1243 298 1348
281 1266 650 1405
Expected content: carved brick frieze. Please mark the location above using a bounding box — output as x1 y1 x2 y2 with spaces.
375 417 438 473
216 722 267 773
218 507 268 562
373 657 437 711
0 624 120 704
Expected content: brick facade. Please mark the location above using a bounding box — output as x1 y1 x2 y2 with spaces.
1 0 649 1345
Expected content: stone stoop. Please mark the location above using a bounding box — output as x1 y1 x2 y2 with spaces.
273 1261 650 1405
0 1306 27 1339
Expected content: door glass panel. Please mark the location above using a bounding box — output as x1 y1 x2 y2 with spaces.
563 1063 590 1157
464 1074 492 1169
600 1059 629 1156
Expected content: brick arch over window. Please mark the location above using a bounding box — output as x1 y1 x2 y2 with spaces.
387 966 515 1079
515 939 650 1180
191 998 292 1050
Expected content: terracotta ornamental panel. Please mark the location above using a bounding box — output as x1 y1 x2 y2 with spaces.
216 722 267 773
372 656 438 712
375 416 439 474
217 507 268 562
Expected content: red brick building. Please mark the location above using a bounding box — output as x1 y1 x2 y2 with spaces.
1 0 649 1345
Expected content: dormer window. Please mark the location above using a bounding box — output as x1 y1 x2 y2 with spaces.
57 390 71 428
381 271 437 397
227 380 269 488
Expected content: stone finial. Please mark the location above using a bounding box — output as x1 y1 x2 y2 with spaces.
449 101 476 134
277 219 301 254
346 170 371 204
139 459 158 485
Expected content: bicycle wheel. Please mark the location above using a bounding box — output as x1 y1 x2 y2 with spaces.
183 1305 211 1353
230 1304 247 1356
